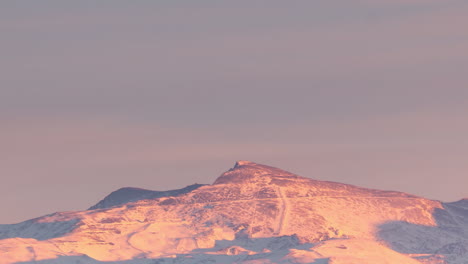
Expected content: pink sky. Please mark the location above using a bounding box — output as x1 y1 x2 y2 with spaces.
1 1 468 224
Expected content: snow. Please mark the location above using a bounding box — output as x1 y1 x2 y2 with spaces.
0 218 79 241
1 161 467 264
88 184 205 210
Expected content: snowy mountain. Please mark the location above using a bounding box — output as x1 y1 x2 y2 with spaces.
88 184 205 210
1 160 467 264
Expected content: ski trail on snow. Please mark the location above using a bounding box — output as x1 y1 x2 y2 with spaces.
274 187 290 235
127 223 150 254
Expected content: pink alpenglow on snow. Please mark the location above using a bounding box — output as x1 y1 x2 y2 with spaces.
1 161 466 264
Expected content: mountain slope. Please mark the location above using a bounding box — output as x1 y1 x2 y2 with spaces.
88 184 205 210
0 161 466 264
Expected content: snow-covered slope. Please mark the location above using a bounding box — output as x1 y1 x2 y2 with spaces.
0 161 466 264
88 184 205 210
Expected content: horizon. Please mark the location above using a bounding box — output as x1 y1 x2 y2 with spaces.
2 1 468 224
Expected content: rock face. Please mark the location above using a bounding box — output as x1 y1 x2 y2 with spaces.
0 161 467 264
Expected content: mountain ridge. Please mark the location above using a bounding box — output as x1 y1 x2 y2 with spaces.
88 183 205 210
0 160 467 264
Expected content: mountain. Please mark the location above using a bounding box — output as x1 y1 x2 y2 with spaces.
88 184 205 210
0 160 467 264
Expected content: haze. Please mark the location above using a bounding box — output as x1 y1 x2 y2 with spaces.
1 1 468 224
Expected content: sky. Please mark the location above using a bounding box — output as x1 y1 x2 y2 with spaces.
1 1 468 224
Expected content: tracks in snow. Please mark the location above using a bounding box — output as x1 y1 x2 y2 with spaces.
127 223 150 254
187 195 422 207
274 187 290 236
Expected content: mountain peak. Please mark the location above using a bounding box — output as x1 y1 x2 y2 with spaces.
88 184 205 210
213 160 298 185
234 160 256 167
3 160 464 264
